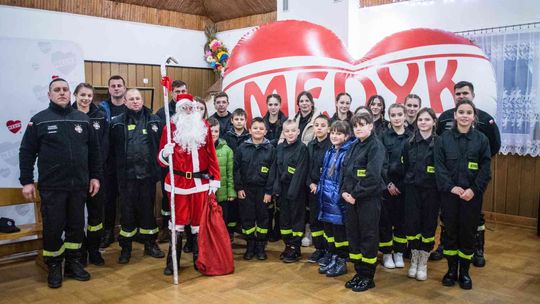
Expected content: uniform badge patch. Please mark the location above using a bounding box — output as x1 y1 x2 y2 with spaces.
74 124 83 133
93 121 100 130
151 124 158 132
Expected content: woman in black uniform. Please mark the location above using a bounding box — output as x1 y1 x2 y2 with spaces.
434 99 491 290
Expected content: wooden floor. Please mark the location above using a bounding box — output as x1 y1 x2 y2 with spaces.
1 223 539 304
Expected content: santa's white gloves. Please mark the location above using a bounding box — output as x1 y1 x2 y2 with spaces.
208 186 218 195
162 143 175 158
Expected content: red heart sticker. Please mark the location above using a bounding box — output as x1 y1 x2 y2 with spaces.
6 120 22 134
223 21 497 120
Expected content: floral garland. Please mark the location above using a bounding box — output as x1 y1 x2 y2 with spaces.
204 25 229 77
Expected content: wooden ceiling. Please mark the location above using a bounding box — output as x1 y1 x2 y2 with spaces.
111 0 276 22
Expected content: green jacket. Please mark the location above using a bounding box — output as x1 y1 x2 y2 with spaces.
215 139 236 202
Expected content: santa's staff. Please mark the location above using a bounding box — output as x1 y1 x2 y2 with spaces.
160 56 179 285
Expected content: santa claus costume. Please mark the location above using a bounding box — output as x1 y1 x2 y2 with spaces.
157 94 220 275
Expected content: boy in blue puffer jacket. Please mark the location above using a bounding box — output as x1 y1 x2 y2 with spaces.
317 121 355 277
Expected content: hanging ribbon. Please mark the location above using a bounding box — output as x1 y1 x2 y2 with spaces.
161 76 172 92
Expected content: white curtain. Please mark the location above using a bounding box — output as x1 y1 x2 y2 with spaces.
461 26 540 157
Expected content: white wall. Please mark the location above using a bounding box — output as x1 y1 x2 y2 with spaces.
277 0 353 47
349 0 540 58
217 27 257 54
0 5 208 67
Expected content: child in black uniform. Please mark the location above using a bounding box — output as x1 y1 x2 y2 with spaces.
435 99 491 290
274 119 309 263
341 112 386 292
306 115 332 263
402 108 440 281
380 104 412 269
223 108 250 152
234 117 276 260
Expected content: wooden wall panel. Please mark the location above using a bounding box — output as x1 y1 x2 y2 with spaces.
84 60 215 111
0 0 209 30
215 11 277 32
481 154 540 223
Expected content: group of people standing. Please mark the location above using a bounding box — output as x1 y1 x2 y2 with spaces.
19 74 499 294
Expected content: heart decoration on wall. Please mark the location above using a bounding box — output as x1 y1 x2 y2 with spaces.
223 20 496 121
6 120 22 134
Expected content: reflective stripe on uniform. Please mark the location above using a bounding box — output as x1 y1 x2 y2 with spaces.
65 242 82 250
227 222 237 228
256 227 268 234
393 236 407 244
379 240 393 247
361 256 377 264
477 225 485 231
280 229 292 235
407 234 421 241
311 230 324 237
292 231 304 237
243 227 256 235
139 227 159 235
335 241 349 248
161 209 171 216
120 228 138 238
443 249 458 256
349 253 363 260
324 233 335 243
43 245 65 257
87 223 103 232
421 236 435 243
458 250 473 260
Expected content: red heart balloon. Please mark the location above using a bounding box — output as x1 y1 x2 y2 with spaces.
223 20 497 120
6 120 22 134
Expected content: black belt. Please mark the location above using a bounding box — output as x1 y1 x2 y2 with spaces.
173 170 212 180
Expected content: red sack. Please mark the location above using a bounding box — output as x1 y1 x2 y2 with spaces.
195 194 234 275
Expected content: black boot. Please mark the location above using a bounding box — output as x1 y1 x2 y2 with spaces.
64 257 91 281
459 258 473 290
164 232 182 276
99 229 115 249
87 232 104 266
280 243 291 260
183 227 193 253
88 250 105 266
255 240 267 260
192 233 199 270
243 239 256 260
472 230 486 267
283 245 301 263
47 262 63 288
326 257 348 277
345 274 361 289
144 240 165 258
442 256 458 286
351 266 375 292
118 240 132 264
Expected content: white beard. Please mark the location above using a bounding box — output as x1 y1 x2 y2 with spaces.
172 111 207 152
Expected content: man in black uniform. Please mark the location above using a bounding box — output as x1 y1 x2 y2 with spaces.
210 91 233 135
431 81 500 267
19 78 102 288
109 88 164 264
155 80 187 243
99 75 127 248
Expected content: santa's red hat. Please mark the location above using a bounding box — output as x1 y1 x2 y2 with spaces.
175 93 194 108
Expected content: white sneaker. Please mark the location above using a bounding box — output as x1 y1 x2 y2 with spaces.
393 252 405 268
416 250 429 281
408 249 419 278
301 234 312 247
301 224 312 247
383 253 395 269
